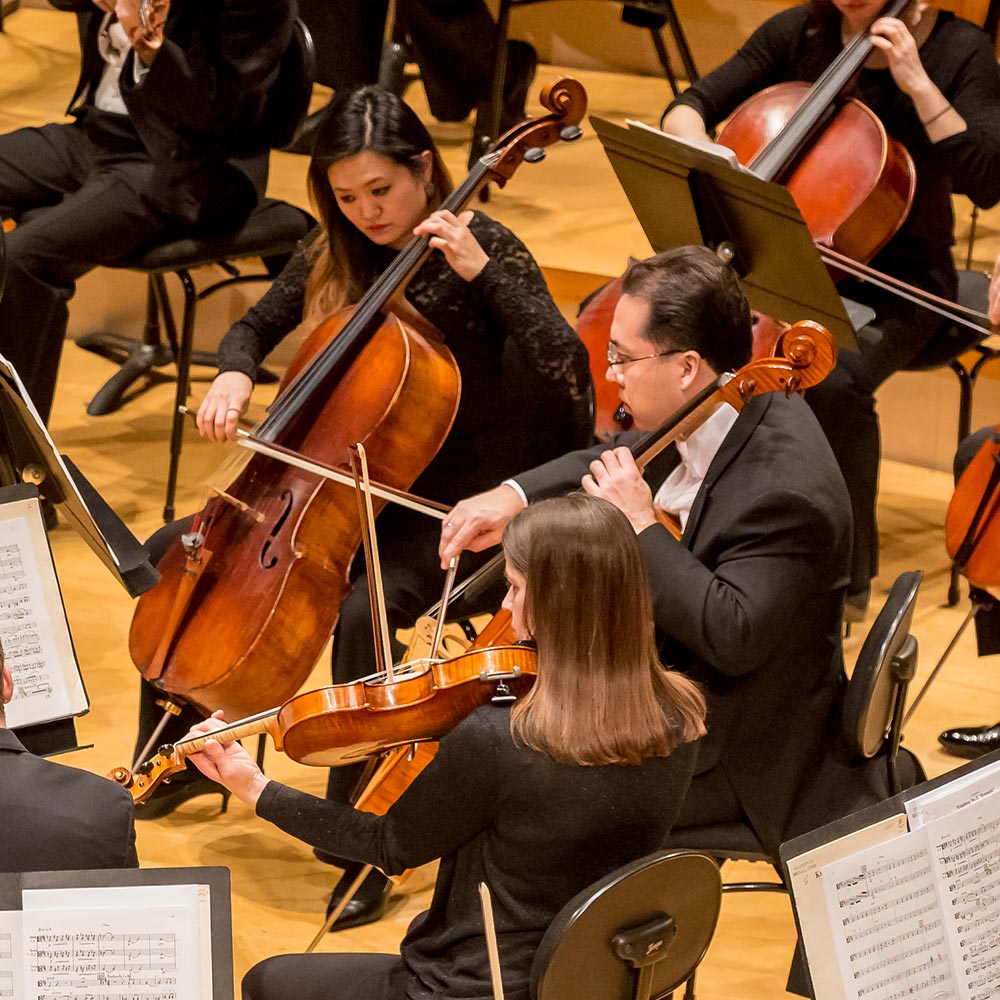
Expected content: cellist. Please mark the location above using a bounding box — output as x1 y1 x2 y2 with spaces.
660 0 1000 622
130 86 591 918
184 493 706 1000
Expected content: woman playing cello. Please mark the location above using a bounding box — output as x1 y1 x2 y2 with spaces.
661 0 1000 619
131 87 591 913
185 493 706 1000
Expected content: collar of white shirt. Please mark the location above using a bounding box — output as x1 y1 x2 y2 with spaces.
652 402 739 531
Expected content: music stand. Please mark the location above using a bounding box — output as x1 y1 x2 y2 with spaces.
0 355 157 598
591 116 864 351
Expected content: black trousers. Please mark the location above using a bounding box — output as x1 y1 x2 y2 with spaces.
298 0 496 121
0 120 172 423
806 266 954 601
243 952 410 1000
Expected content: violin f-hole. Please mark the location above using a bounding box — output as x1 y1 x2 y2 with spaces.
260 490 294 569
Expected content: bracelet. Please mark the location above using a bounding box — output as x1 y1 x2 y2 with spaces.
920 105 951 127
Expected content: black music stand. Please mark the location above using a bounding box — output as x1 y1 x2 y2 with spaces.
591 116 866 350
0 355 158 598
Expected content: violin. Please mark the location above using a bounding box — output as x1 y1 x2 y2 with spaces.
127 80 587 724
109 615 533 802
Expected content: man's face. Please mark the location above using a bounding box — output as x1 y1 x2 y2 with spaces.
605 293 698 431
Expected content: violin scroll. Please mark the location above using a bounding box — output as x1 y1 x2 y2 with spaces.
106 747 186 804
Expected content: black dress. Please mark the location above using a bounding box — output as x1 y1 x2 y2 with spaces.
666 5 1000 603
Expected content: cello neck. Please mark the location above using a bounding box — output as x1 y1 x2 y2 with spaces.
748 0 911 182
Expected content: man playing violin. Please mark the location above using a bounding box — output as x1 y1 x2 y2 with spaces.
441 246 860 861
660 0 1000 622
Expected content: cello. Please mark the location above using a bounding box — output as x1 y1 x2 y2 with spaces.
128 80 588 723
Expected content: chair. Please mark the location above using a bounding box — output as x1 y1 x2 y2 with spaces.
476 1 700 172
74 17 318 521
662 571 923 993
530 850 722 1000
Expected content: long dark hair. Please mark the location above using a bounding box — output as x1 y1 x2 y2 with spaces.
503 494 706 766
304 86 452 319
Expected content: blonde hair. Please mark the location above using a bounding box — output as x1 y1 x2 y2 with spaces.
503 494 706 766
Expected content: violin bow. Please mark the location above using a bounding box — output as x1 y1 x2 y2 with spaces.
479 882 507 1000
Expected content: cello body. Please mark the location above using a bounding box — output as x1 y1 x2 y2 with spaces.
718 82 916 264
129 312 460 720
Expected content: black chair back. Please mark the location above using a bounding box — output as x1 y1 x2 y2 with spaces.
531 850 721 1000
262 17 317 150
842 571 922 793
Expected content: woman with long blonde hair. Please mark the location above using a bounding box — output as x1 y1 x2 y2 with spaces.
186 493 705 1000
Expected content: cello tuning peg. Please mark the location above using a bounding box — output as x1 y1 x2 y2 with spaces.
523 146 546 163
560 125 583 142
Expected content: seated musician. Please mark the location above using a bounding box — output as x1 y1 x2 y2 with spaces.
937 253 1000 759
184 492 706 1000
660 0 1000 622
441 245 855 872
132 86 591 924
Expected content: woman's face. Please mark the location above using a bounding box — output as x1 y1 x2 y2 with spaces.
327 150 433 250
501 559 531 642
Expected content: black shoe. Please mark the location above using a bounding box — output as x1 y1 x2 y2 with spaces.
325 866 392 932
937 722 1000 759
133 776 231 820
281 104 329 156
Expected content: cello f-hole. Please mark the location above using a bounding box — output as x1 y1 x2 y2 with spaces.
259 490 294 569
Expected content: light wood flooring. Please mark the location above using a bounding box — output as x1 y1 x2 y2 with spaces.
3 7 1000 999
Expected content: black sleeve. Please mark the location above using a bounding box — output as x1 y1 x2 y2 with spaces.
255 710 505 875
666 8 808 128
637 486 840 678
465 216 591 401
215 238 312 381
124 0 293 138
926 27 1000 208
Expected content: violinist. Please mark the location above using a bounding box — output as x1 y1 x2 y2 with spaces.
131 86 591 919
441 246 858 866
184 493 706 1000
660 0 1000 621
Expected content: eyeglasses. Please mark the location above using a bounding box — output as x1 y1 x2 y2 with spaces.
605 345 683 368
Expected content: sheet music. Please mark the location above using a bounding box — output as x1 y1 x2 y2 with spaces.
905 759 1000 830
823 828 957 1000
786 814 909 1000
0 912 23 1000
926 789 1000 1000
21 885 208 1000
0 505 86 728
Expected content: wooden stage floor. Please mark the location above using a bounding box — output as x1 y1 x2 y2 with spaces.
3 7 1000 998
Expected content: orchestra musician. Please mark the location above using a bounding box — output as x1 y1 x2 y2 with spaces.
131 86 591 927
0 640 138 872
184 492 706 1000
937 253 1000 759
659 0 1000 621
440 246 861 870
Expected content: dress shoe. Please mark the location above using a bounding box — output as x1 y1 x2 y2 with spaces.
325 865 392 932
937 721 1000 759
134 776 230 820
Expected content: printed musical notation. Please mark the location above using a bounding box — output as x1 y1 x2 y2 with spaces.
0 513 86 728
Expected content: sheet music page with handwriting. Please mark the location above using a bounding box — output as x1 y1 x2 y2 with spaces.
822 827 957 1000
0 503 86 728
926 788 1000 1000
21 884 207 1000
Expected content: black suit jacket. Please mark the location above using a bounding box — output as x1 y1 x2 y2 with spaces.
51 0 293 228
516 393 852 854
0 728 138 872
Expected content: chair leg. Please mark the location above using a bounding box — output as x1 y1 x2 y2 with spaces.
164 268 198 523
